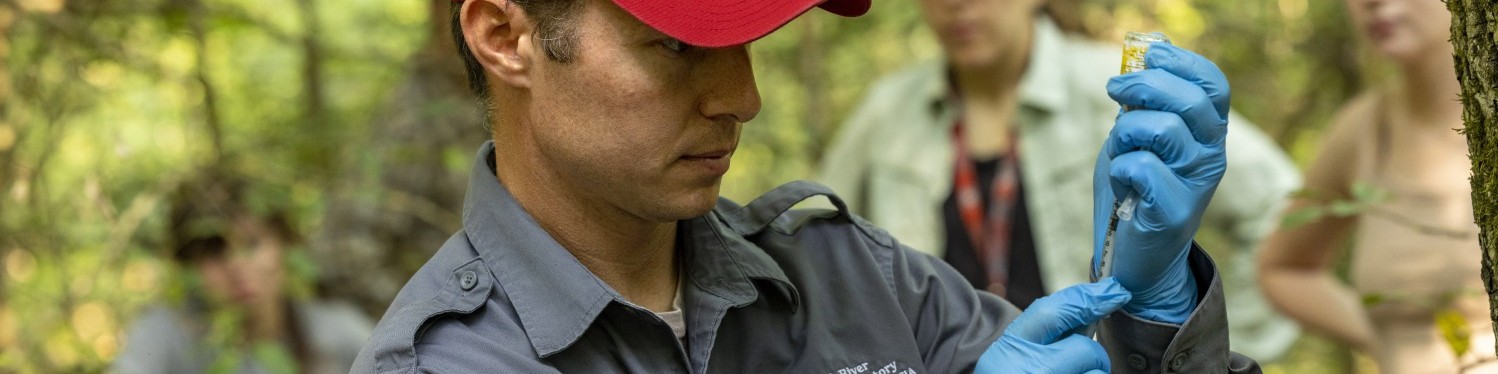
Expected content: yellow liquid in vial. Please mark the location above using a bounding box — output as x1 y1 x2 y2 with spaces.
1121 31 1170 75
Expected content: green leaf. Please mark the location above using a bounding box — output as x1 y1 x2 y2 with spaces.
1361 293 1385 306
1350 181 1389 204
1435 308 1471 358
1328 200 1361 216
1281 205 1325 228
1289 188 1322 200
252 341 301 374
207 347 243 374
284 248 319 299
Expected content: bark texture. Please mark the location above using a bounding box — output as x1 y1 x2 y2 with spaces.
1448 0 1498 353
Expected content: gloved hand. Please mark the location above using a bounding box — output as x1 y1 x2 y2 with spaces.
975 278 1131 374
1092 43 1231 324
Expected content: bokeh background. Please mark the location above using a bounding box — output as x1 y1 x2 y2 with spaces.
0 0 1396 371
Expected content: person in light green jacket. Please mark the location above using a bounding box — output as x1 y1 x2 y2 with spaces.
818 0 1301 362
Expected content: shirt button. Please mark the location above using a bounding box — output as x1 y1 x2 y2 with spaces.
459 270 478 291
1127 353 1148 371
1168 349 1190 372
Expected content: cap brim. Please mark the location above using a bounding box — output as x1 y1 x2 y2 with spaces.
610 0 871 48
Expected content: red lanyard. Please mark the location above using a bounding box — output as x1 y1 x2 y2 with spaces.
951 120 1021 296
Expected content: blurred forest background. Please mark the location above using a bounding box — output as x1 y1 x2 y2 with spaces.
0 0 1397 371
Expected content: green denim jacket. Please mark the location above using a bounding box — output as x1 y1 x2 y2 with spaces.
818 17 1302 362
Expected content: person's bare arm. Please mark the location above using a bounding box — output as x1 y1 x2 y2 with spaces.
1256 94 1379 353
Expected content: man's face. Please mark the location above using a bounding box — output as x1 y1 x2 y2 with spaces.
519 0 761 222
919 0 1046 70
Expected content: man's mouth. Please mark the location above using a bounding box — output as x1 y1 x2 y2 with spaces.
684 149 731 159
681 147 734 176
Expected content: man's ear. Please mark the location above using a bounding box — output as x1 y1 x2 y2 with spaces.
461 0 535 88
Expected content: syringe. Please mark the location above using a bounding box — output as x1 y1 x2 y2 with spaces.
1095 31 1171 282
1088 32 1170 340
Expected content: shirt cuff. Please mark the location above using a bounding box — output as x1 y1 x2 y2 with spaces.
1097 243 1261 374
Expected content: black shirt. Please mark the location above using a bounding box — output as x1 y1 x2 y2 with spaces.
941 157 1046 309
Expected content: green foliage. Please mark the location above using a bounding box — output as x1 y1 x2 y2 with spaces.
1281 181 1391 229
252 341 301 374
0 0 422 370
1280 205 1326 228
205 308 248 374
1360 288 1483 362
283 248 320 300
1436 308 1472 358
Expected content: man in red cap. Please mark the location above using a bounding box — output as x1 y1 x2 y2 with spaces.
354 0 1259 372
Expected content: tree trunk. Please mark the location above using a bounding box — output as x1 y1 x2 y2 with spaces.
297 0 333 180
1448 0 1498 354
188 0 224 160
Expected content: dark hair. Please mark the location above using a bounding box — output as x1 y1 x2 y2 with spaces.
168 170 298 263
451 0 582 101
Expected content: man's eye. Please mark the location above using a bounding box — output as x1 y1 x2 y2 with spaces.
660 38 692 54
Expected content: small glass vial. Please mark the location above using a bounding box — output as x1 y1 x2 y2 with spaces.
1120 31 1171 75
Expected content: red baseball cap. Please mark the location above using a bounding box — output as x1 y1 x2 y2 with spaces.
454 0 871 48
610 0 871 47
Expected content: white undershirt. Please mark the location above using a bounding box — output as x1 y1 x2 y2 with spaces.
653 278 688 342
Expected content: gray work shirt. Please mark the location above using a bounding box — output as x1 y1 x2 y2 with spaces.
353 141 1259 373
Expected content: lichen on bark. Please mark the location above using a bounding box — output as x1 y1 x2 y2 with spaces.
1447 0 1498 354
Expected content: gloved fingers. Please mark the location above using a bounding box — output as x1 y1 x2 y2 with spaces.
1107 151 1166 205
1005 278 1131 344
1107 69 1225 146
1108 150 1198 231
1045 334 1112 374
1144 43 1231 120
1105 110 1198 166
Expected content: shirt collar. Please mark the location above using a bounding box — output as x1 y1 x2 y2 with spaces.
697 204 803 309
461 141 615 357
1016 15 1069 114
924 15 1071 118
459 141 799 357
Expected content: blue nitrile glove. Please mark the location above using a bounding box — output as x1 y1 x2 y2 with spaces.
975 278 1132 374
1091 43 1231 324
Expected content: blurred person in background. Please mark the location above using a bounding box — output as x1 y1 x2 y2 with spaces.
818 0 1301 361
114 170 372 374
1256 0 1494 371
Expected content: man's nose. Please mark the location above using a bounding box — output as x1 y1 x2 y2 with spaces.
698 46 762 124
